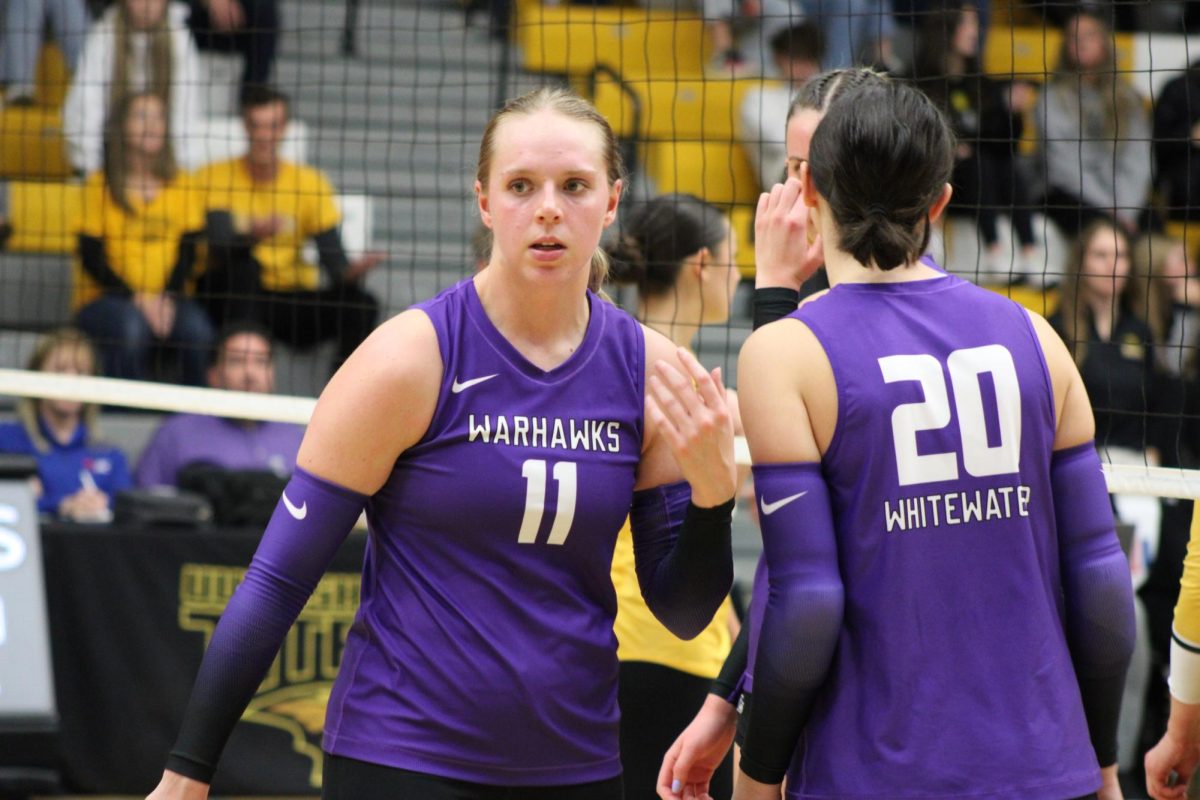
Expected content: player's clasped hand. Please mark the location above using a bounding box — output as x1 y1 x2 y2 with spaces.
647 347 737 509
754 176 824 291
1146 729 1200 800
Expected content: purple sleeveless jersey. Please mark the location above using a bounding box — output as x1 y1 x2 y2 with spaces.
783 273 1099 799
323 279 644 785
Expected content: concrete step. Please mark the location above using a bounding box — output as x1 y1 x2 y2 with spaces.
0 252 72 329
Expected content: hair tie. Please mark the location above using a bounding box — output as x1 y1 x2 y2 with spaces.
866 203 889 220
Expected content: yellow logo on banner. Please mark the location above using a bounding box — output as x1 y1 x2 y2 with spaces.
178 564 361 788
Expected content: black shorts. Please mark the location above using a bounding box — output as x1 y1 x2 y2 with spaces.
322 753 624 800
618 661 733 800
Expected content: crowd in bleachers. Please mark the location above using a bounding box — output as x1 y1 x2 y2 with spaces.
0 0 381 386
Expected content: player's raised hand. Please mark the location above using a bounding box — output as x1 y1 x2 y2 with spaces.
657 695 738 800
647 348 737 508
754 177 823 292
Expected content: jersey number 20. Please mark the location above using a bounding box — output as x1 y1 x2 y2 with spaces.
879 344 1022 487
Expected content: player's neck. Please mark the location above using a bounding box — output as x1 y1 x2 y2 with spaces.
824 248 940 285
640 295 700 350
472 270 591 370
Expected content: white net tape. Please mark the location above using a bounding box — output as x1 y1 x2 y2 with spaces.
1 370 1196 500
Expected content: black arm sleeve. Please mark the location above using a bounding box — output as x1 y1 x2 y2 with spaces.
166 231 204 294
738 463 842 785
1052 443 1137 767
711 622 749 700
205 211 255 251
753 287 800 330
630 482 734 640
77 234 131 295
314 226 350 282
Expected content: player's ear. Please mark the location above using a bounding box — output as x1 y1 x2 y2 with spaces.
928 183 953 225
604 178 623 227
801 161 818 209
475 180 492 228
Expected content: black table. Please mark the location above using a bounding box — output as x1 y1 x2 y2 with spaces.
1 522 367 795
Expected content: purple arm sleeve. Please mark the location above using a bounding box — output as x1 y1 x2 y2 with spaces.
630 481 734 640
739 463 842 785
165 467 367 783
1052 442 1136 768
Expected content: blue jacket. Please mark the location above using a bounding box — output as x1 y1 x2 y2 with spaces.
0 418 131 515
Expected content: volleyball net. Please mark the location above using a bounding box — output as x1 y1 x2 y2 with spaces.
3 0 1200 503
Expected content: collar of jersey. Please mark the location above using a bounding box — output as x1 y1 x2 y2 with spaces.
463 279 607 385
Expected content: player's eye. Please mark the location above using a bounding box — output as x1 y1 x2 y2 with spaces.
564 179 587 193
509 179 531 194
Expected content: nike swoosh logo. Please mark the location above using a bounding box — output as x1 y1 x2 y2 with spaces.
452 374 499 393
282 491 307 520
760 491 808 516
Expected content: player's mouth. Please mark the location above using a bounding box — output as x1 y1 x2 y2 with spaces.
529 238 566 260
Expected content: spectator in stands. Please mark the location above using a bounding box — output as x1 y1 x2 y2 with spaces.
2 0 90 106
1153 58 1200 224
910 2 1037 277
0 328 131 521
739 21 823 191
63 0 204 173
73 90 214 387
702 0 804 77
1050 220 1163 584
186 0 279 98
805 0 895 70
1033 10 1150 239
1139 234 1200 382
135 322 304 487
194 85 383 375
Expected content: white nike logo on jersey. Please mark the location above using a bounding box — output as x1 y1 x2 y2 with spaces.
282 491 307 520
760 491 808 516
452 374 499 393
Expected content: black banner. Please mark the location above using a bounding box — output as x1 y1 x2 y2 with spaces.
0 523 367 795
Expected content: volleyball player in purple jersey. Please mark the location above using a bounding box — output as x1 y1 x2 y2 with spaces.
658 70 888 788
144 87 738 800
666 81 1137 800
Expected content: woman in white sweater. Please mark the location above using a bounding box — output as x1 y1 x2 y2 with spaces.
63 0 203 174
1034 10 1151 240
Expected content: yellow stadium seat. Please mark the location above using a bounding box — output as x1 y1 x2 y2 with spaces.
645 140 760 207
0 107 72 179
984 282 1060 316
34 43 70 109
728 203 758 279
593 76 761 141
983 25 1134 81
518 5 707 78
7 181 83 254
1165 220 1200 266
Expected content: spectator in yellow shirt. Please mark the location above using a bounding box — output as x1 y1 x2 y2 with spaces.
73 90 215 386
194 85 383 374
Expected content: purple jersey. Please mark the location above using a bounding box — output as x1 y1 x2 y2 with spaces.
323 279 644 785
784 273 1098 799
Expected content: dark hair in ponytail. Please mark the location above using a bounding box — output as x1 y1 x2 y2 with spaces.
808 81 954 271
787 66 889 124
608 194 729 297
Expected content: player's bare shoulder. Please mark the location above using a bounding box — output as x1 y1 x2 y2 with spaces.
300 309 444 491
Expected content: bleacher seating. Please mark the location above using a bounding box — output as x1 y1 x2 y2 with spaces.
517 3 708 79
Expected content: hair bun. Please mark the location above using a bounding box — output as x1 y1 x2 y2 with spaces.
606 232 648 286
